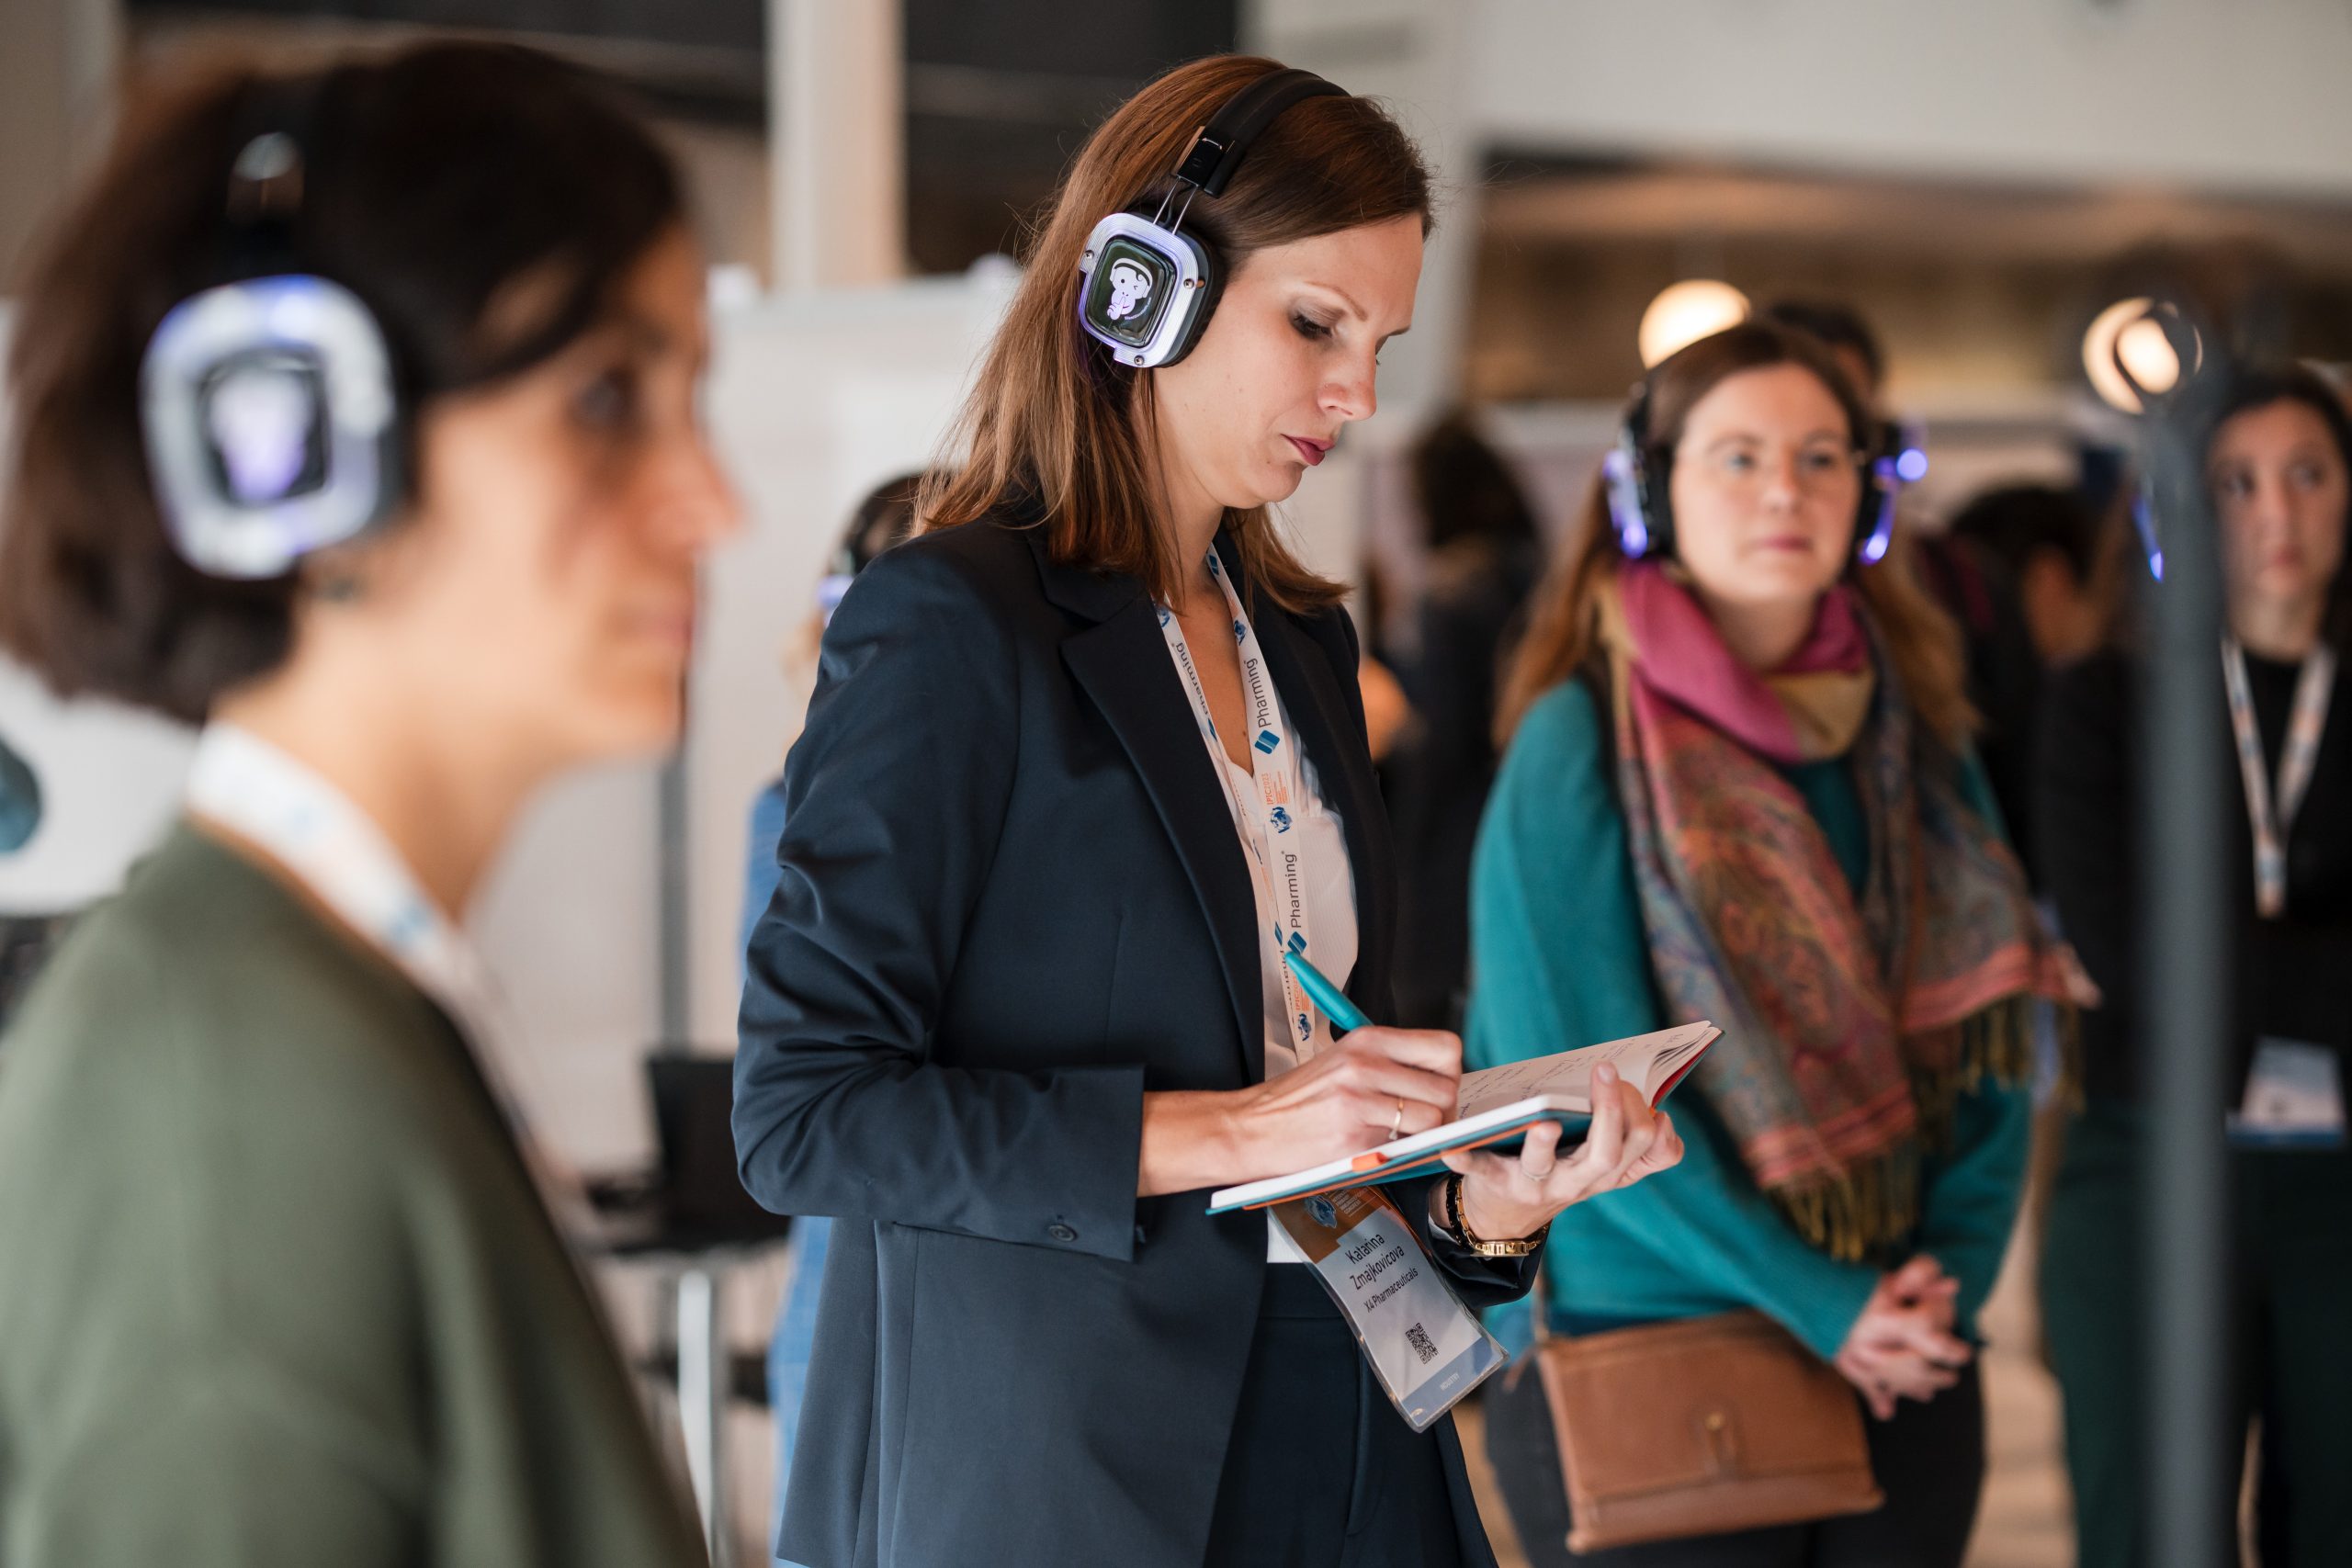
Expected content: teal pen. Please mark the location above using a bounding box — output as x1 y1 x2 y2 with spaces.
1282 947 1369 1032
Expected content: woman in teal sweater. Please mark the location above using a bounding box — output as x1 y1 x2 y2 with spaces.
1468 322 2055 1567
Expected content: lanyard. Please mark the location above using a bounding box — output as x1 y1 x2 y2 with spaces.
2222 639 2336 919
1156 549 1332 1066
184 725 576 1208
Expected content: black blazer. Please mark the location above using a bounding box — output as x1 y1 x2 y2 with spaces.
734 516 1537 1568
2038 645 2352 1104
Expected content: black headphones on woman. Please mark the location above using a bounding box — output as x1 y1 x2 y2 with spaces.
1602 371 1902 566
140 79 407 581
1074 67 1348 370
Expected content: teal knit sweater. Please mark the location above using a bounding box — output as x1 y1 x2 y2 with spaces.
1466 679 2031 1361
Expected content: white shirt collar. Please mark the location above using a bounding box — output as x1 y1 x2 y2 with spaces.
183 723 587 1216
185 723 501 1037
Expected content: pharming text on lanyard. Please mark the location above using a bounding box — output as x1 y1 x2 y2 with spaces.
1156 550 1336 1066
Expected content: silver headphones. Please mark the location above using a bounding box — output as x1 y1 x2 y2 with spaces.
140 87 404 581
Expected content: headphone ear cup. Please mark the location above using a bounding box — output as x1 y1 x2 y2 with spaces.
141 274 403 580
1154 235 1223 368
1854 455 1895 566
1640 459 1675 560
1075 208 1214 370
1606 446 1676 559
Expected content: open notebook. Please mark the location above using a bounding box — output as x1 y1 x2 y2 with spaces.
1206 1021 1719 1215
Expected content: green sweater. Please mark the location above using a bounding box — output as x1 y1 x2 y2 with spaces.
0 828 701 1566
1466 680 2031 1361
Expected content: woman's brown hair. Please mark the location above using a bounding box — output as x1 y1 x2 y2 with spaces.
919 54 1431 614
1496 321 1976 748
0 44 684 724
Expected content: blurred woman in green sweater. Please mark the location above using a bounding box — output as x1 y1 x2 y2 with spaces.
0 44 737 1566
1467 322 2057 1567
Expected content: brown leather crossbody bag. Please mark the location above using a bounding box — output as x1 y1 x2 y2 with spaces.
1509 1301 1884 1552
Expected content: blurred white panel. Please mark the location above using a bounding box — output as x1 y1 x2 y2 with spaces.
684 266 1018 1062
0 661 192 915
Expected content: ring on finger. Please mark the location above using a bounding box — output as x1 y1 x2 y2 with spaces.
1388 1098 1405 1140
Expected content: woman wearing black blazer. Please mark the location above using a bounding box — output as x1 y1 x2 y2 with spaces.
733 56 1679 1568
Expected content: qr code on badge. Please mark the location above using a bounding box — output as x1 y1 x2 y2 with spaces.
1406 1323 1438 1364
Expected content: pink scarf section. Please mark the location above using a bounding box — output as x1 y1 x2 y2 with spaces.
1617 562 1872 765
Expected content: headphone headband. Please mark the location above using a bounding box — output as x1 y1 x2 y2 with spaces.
222 76 330 240
1169 68 1347 198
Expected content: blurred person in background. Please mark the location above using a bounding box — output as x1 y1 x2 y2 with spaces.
1472 321 2057 1567
0 43 738 1565
1944 483 2109 672
737 469 923 1568
1758 299 1887 415
1381 408 1545 1029
1939 482 2109 886
2037 364 2352 1568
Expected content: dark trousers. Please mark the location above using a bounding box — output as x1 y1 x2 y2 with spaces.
1481 1348 1984 1567
2041 1099 2352 1568
1204 1264 1478 1568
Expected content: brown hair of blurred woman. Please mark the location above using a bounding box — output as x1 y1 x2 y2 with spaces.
0 44 683 724
1498 321 1974 748
918 53 1430 615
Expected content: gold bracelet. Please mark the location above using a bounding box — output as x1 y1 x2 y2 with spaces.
1444 1172 1548 1259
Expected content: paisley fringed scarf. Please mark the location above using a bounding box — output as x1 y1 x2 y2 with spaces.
1600 561 2061 1261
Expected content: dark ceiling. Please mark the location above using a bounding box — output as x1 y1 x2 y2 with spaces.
129 0 1239 270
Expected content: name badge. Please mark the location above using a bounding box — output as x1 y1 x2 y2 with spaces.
1272 1188 1506 1432
2229 1038 2348 1150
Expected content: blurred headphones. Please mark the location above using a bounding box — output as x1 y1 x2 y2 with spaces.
1602 377 1905 567
1075 67 1347 370
140 80 405 581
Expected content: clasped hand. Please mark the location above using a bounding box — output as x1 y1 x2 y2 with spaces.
1834 1255 1971 1421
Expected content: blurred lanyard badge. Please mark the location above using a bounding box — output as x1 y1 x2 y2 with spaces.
1155 552 1502 1430
2222 638 2335 919
2231 1038 2348 1151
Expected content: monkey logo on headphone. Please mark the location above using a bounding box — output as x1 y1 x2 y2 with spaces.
1104 257 1155 323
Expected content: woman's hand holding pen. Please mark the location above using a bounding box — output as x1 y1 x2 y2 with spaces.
1136 1027 1464 1197
1231 1025 1465 1172
1440 1061 1684 1240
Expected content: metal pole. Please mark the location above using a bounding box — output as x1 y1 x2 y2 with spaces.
657 748 691 1046
676 1264 731 1567
2141 335 2235 1568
